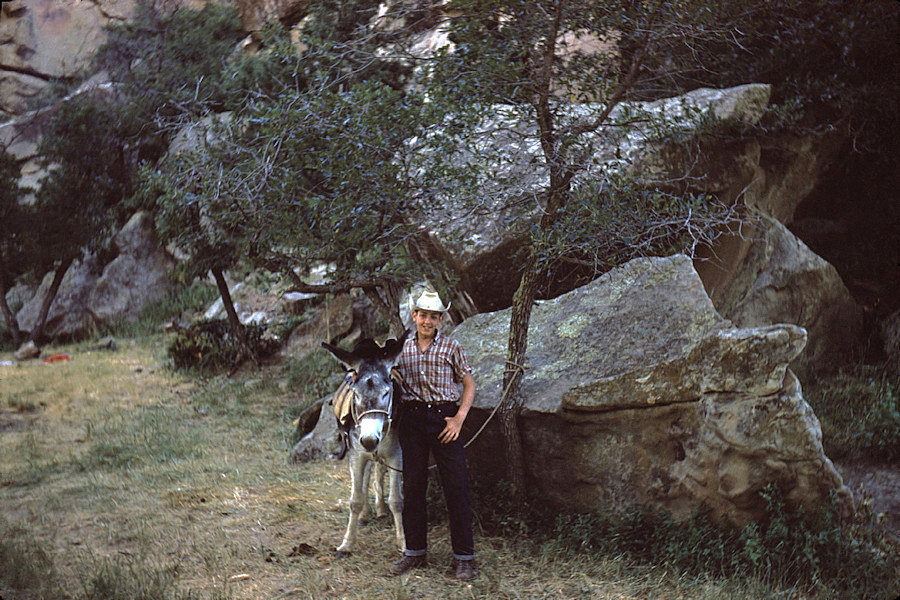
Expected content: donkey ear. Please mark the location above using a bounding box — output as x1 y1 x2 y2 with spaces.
321 342 361 371
381 329 410 366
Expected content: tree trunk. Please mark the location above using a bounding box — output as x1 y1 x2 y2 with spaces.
0 276 22 348
363 283 405 337
28 256 74 345
210 268 255 373
0 260 22 347
500 256 541 504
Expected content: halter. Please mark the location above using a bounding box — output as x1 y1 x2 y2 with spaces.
348 380 402 472
349 376 395 433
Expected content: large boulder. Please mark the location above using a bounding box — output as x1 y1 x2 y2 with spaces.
452 254 851 526
707 216 862 379
86 211 177 327
15 253 103 340
418 84 774 310
290 398 342 463
0 0 221 116
0 0 134 115
14 212 177 340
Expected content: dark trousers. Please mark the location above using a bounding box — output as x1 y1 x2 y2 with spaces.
399 401 475 559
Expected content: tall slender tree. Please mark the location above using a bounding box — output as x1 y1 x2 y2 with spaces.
421 0 758 500
0 152 30 346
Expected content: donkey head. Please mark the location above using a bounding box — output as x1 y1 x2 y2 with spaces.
322 330 409 452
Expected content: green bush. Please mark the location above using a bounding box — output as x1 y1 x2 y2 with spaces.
537 484 896 597
283 348 344 404
100 280 219 339
167 319 280 372
805 366 900 462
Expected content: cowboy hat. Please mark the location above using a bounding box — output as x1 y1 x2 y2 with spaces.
413 291 451 313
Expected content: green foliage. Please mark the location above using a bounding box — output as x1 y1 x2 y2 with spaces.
542 485 895 597
167 319 280 372
143 68 433 300
805 366 900 462
34 93 143 275
283 348 346 406
0 152 33 296
94 1 247 120
100 279 219 339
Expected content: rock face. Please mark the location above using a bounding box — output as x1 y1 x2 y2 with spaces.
0 84 118 203
418 84 774 311
709 216 862 379
86 211 176 326
0 0 134 115
15 253 103 341
14 212 175 339
416 83 860 376
0 0 219 116
451 254 851 525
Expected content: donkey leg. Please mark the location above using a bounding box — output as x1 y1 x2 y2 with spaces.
358 459 375 524
336 454 368 556
387 465 405 552
373 462 389 518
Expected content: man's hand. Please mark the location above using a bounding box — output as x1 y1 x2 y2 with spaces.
439 413 465 444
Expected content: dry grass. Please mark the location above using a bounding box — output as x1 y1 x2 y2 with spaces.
1 338 808 599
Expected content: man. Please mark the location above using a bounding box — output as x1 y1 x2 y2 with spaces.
390 291 477 581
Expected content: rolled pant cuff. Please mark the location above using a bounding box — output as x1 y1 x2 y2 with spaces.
453 553 475 561
404 549 427 557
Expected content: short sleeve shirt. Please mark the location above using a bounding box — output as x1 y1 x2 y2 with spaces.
398 330 472 404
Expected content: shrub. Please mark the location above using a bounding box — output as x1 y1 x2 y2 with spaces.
542 484 896 596
805 366 900 462
167 319 280 372
100 279 219 339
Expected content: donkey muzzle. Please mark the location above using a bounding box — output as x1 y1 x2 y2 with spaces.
357 416 386 452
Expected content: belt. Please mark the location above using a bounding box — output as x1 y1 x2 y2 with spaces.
404 400 456 409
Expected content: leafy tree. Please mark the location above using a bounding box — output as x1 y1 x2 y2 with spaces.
26 94 142 344
0 152 30 346
420 0 758 500
94 0 248 125
20 1 249 347
142 2 438 337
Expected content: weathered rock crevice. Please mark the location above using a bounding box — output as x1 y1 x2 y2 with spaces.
0 63 62 82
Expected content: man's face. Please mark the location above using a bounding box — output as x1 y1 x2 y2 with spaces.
413 309 444 339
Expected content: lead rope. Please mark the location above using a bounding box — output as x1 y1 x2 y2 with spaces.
462 360 527 449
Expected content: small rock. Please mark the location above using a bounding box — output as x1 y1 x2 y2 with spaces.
14 341 40 361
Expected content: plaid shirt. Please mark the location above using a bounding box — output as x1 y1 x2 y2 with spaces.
398 330 472 404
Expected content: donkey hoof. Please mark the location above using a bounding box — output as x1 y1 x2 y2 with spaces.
334 550 351 559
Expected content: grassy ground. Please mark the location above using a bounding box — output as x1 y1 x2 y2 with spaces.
0 336 895 599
